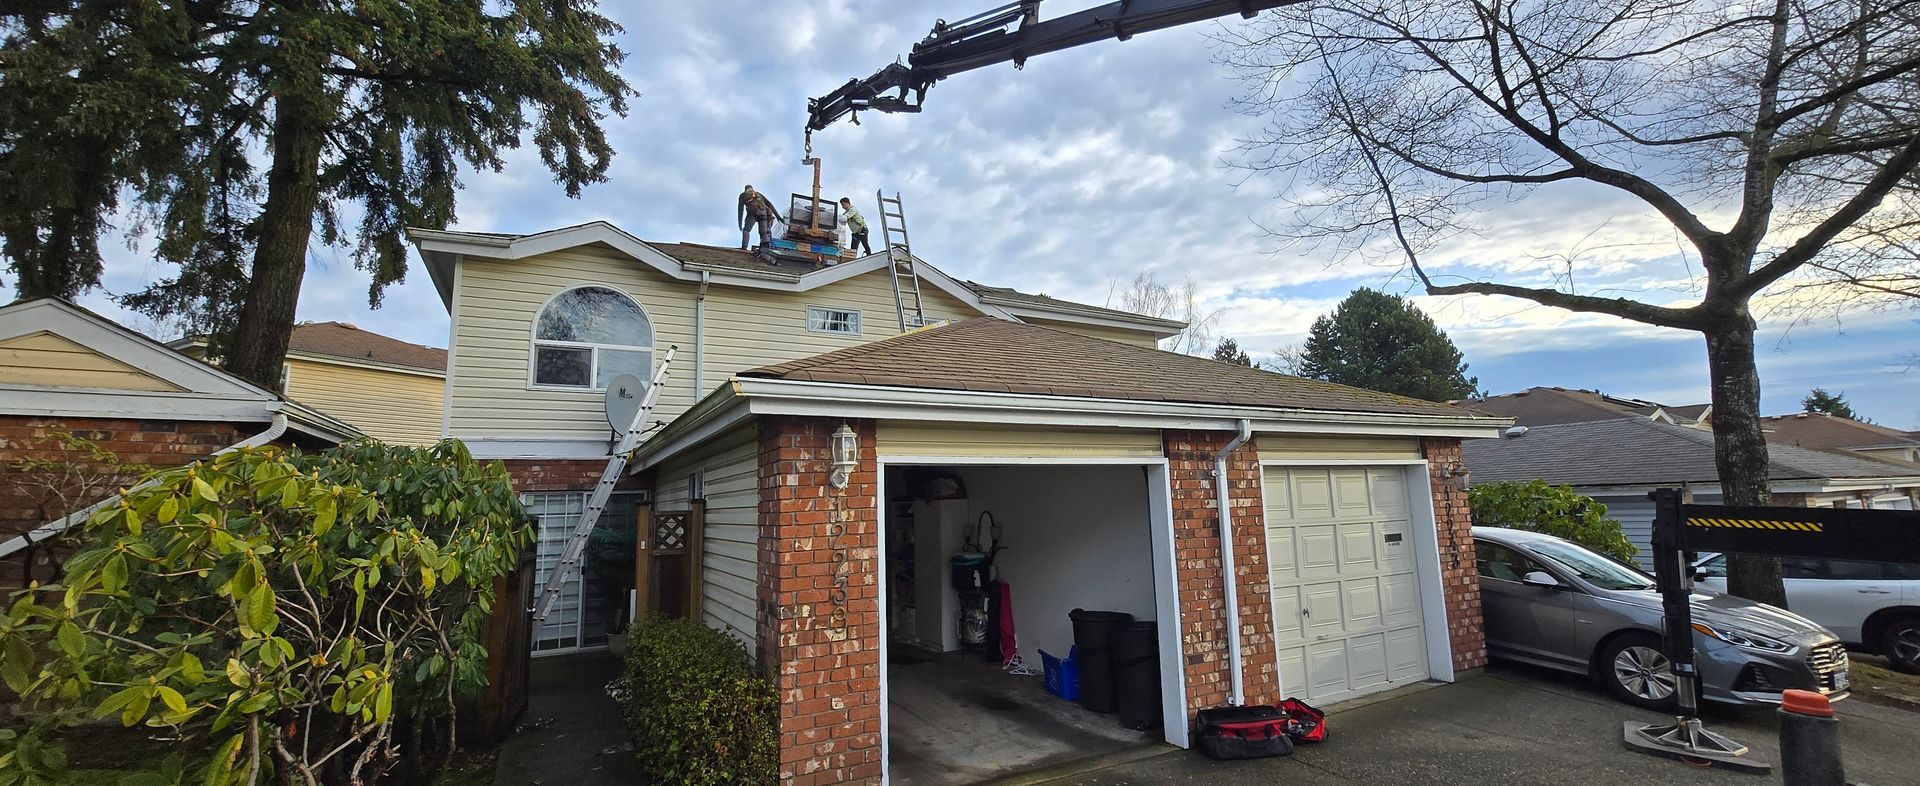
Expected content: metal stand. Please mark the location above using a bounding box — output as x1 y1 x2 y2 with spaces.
1623 489 1769 774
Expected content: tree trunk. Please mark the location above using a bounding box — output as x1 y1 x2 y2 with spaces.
223 92 325 391
1702 309 1788 607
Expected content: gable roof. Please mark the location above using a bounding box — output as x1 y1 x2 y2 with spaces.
1760 412 1920 450
287 322 446 374
407 221 1184 338
1455 386 1663 426
741 317 1479 418
1462 417 1920 489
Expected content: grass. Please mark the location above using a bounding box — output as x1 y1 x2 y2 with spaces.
1849 654 1920 711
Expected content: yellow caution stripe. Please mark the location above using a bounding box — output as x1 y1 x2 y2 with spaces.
1685 517 1824 533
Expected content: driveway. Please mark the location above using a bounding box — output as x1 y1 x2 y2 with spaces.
1048 663 1920 786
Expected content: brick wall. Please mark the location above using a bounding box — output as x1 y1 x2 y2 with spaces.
498 458 611 493
0 415 245 586
1421 437 1486 673
1162 430 1281 710
756 416 882 785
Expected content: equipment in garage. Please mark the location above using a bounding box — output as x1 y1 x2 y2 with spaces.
1069 609 1133 713
1115 620 1162 730
1630 490 1920 774
952 511 1008 660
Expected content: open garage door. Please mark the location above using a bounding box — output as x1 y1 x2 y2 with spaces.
1263 466 1430 704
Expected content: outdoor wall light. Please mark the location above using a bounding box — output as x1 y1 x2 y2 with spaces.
829 424 859 489
1440 460 1470 490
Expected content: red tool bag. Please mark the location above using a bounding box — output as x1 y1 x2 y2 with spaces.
1192 705 1294 760
1278 697 1328 743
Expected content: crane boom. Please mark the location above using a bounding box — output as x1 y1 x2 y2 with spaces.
805 0 1301 133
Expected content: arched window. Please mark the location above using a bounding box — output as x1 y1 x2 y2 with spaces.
531 286 653 390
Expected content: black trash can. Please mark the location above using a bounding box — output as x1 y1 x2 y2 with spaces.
1069 609 1133 713
1114 620 1162 730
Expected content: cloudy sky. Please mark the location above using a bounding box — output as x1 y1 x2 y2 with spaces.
13 1 1918 427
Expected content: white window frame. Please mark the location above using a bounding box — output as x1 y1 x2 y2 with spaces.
805 305 862 336
527 284 655 393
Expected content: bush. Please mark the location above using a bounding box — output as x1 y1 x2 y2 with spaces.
619 614 776 786
1468 480 1638 562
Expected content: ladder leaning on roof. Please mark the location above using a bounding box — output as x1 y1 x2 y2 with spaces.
531 346 677 624
877 190 927 330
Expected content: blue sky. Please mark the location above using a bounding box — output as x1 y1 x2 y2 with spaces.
8 2 1917 427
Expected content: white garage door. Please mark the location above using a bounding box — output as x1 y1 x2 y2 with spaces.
1264 466 1429 704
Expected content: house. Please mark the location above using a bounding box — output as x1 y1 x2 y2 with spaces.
1759 412 1920 464
1462 418 1920 567
1456 386 1709 427
172 321 447 445
0 298 359 586
411 221 1510 784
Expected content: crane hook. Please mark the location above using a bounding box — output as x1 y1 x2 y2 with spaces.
803 128 813 161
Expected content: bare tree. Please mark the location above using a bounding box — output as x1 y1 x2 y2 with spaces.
1266 343 1312 375
1108 270 1226 354
1221 0 1920 605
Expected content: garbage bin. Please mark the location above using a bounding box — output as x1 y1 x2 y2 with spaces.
1114 620 1161 730
1069 609 1133 713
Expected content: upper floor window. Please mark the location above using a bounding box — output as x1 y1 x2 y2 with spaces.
532 286 653 390
807 306 861 336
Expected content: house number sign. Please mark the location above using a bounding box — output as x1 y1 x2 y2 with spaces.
827 517 850 629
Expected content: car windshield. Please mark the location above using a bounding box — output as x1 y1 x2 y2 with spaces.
1526 540 1656 591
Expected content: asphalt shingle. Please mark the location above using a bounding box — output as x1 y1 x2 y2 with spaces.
1462 417 1920 487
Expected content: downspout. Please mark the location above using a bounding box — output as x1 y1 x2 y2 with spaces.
0 413 290 560
694 271 710 396
1212 418 1253 706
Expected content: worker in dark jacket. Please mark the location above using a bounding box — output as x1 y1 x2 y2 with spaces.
738 185 782 249
839 198 871 255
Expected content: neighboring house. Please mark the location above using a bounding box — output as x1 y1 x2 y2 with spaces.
0 298 358 586
1457 386 1712 427
1760 412 1920 464
1462 418 1920 568
172 322 447 445
411 221 1510 783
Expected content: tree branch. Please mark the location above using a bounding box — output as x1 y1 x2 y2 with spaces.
1738 135 1920 295
1426 280 1706 330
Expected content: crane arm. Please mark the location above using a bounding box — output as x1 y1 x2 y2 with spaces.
805 0 1302 133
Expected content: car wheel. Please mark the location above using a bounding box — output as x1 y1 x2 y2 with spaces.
1880 617 1920 675
1600 633 1679 711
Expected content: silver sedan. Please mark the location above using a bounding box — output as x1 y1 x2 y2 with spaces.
1474 527 1851 709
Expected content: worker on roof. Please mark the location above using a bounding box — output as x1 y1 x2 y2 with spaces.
840 198 871 256
738 185 783 249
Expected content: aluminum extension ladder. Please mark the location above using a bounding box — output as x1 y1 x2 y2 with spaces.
876 190 928 330
531 346 677 623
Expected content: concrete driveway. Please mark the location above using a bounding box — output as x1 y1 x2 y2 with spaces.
1044 663 1920 786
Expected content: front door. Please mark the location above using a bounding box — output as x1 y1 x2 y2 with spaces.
527 491 638 654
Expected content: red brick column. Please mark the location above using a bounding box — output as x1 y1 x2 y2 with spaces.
757 416 881 785
1163 430 1279 713
1422 438 1486 673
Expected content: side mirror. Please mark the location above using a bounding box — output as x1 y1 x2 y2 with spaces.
1692 569 1711 582
1522 571 1561 588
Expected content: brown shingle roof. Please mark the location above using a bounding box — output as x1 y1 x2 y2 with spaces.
1455 386 1663 426
741 318 1486 417
1761 412 1920 450
288 322 446 373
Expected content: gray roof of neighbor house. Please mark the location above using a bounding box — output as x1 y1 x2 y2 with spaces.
1761 412 1920 450
743 317 1490 418
1462 418 1920 488
1454 386 1662 426
287 322 446 373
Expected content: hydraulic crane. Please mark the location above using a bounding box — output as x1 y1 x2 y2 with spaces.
803 0 1302 136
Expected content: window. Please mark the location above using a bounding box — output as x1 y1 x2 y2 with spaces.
1475 540 1545 583
1526 540 1655 591
806 306 861 335
532 286 653 390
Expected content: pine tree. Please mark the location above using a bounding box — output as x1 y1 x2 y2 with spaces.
1802 389 1863 421
1299 288 1477 401
1211 337 1254 366
1 1 633 388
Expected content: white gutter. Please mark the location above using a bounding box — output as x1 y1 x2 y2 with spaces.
1212 418 1254 706
0 414 289 559
695 271 710 397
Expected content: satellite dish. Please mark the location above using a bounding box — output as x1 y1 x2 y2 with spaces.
604 373 647 435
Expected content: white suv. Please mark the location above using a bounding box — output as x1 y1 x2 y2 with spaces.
1694 554 1920 673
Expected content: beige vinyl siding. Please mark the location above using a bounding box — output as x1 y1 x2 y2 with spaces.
1025 318 1163 348
448 246 985 439
877 422 1164 459
652 425 759 646
1258 435 1422 462
0 332 181 392
283 358 444 445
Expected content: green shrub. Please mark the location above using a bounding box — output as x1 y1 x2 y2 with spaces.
1469 479 1639 562
619 614 776 786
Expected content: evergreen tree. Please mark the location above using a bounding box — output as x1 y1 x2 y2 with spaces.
1 1 633 388
1299 288 1477 401
1802 388 1863 421
1211 337 1253 366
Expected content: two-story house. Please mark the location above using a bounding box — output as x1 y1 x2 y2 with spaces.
410 220 1508 785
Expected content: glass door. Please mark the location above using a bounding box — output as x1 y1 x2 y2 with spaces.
527 492 641 655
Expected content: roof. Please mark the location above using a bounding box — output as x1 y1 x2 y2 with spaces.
1455 386 1662 426
286 322 446 374
1660 403 1712 422
961 282 1187 329
1462 418 1920 488
741 318 1484 417
1760 412 1920 450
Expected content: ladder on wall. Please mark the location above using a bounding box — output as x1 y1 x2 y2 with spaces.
877 190 928 330
531 346 678 623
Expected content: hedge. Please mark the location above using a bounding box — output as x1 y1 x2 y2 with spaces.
619 615 776 785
